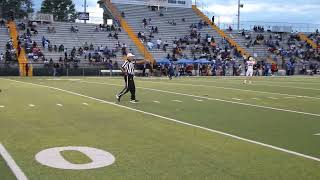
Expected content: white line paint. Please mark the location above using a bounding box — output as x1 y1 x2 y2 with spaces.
56 104 63 107
133 80 320 100
0 105 5 108
284 97 296 99
268 97 278 100
0 143 28 180
4 78 320 162
82 103 89 106
28 104 35 107
252 98 260 100
78 81 320 117
232 98 242 101
172 100 183 103
194 99 203 102
153 101 160 104
314 133 320 136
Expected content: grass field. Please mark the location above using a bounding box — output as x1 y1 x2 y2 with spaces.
0 76 320 180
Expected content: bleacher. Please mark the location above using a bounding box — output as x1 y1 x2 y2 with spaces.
17 21 143 63
0 25 9 55
114 3 232 60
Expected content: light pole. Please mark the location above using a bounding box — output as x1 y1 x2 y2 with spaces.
237 0 243 31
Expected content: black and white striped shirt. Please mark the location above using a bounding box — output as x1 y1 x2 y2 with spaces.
121 60 135 75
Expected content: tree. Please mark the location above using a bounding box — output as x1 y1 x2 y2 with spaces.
40 0 77 22
0 0 33 19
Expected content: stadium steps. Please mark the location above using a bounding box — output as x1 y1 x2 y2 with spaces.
8 21 33 76
0 27 9 53
298 32 318 49
192 5 250 58
102 0 156 64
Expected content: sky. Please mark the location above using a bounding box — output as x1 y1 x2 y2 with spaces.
32 0 320 30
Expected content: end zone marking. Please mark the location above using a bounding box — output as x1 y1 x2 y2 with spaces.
4 79 320 163
0 143 28 180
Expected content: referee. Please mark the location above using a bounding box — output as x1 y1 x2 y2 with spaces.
116 53 146 103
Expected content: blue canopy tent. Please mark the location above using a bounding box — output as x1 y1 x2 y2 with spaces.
194 59 212 64
176 59 194 64
156 59 171 65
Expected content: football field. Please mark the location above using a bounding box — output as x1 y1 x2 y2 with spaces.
0 76 320 180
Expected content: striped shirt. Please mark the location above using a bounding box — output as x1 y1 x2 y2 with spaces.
121 60 135 75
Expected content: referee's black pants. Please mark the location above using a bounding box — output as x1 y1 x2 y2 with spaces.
118 74 136 100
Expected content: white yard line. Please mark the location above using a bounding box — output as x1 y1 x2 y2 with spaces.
153 101 160 103
4 78 320 163
82 103 89 106
0 143 28 180
251 98 260 100
314 133 320 136
268 97 278 100
56 104 63 107
232 98 242 101
28 104 35 107
172 100 183 103
194 99 203 102
78 81 320 117
0 105 5 108
133 80 320 100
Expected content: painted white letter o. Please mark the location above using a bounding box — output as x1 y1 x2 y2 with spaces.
35 146 115 170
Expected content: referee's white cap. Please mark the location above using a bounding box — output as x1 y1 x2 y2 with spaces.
127 53 135 57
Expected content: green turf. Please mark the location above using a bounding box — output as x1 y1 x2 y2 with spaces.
0 155 16 180
61 150 93 164
0 76 320 179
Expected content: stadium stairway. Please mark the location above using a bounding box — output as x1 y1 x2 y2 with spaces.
101 0 155 64
8 21 32 76
192 5 250 58
0 26 9 53
298 32 318 49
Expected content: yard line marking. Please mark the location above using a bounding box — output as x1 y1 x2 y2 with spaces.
153 101 160 103
82 103 89 106
78 81 320 117
5 78 320 162
0 143 28 180
176 79 320 91
132 80 320 100
252 98 260 100
0 105 5 108
268 97 278 100
172 100 183 103
28 104 35 107
194 99 203 102
284 97 296 99
314 133 320 136
56 104 63 107
232 98 242 101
